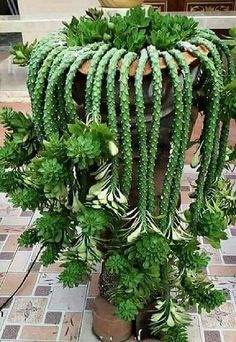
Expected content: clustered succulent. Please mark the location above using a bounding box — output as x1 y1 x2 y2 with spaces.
1 7 236 341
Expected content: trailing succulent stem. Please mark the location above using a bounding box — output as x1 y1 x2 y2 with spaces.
159 52 184 231
119 51 137 197
134 49 149 220
106 48 126 189
147 46 162 214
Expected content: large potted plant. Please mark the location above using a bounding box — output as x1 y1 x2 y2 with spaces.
2 7 236 342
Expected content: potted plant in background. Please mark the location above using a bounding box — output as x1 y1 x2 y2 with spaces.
99 0 144 7
1 7 236 342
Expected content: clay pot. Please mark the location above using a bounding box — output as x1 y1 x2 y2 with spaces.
99 0 144 8
92 295 132 342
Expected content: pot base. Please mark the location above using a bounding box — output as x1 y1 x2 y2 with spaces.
92 295 132 342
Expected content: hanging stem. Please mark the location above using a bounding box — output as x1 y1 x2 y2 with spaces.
106 49 126 190
168 49 192 223
119 52 137 198
85 44 110 118
134 49 149 221
147 46 162 215
159 52 184 232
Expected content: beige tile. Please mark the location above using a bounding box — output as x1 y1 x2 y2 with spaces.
60 312 82 341
8 297 48 323
88 273 100 297
20 325 58 340
1 216 31 225
41 262 63 273
201 245 222 265
0 272 37 296
208 266 236 277
3 235 19 252
0 225 26 234
9 251 32 272
187 315 202 342
221 238 236 255
201 302 236 329
223 331 236 342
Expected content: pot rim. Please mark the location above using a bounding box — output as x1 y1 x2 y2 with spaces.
78 45 208 77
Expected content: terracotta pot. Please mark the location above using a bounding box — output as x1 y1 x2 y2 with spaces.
99 0 144 8
92 295 132 342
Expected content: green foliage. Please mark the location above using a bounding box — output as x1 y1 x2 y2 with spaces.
116 299 141 321
64 7 198 52
196 203 227 248
59 259 88 287
18 228 40 247
183 272 227 313
9 187 43 211
40 243 62 267
162 326 188 342
11 40 37 66
77 207 111 237
127 232 170 269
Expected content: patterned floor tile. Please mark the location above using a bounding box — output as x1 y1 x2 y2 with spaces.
34 286 51 296
8 297 48 324
38 273 59 286
208 266 236 276
1 325 20 340
49 285 87 311
0 225 26 234
204 330 221 342
0 272 37 296
201 302 236 329
45 311 62 325
20 325 58 340
59 312 82 341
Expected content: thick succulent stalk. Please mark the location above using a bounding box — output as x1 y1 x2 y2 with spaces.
134 49 149 221
158 52 184 232
28 33 66 97
146 46 162 215
65 45 100 123
215 122 230 178
43 47 94 137
91 48 118 122
119 52 137 198
180 43 221 228
106 49 126 190
168 49 192 223
85 44 110 119
32 46 65 139
198 29 235 83
57 74 67 131
190 37 224 188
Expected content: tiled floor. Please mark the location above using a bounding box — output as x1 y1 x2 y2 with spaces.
0 171 235 341
0 104 235 341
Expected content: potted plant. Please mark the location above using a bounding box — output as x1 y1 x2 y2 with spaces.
99 0 144 8
2 7 236 342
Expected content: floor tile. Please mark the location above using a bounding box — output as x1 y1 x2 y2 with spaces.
201 245 222 264
60 312 82 341
223 331 236 342
20 325 58 341
223 256 236 264
1 325 20 340
0 272 37 296
0 234 7 242
34 286 51 296
0 261 11 272
201 302 236 329
8 251 31 272
49 285 87 311
38 273 59 286
44 311 62 325
187 315 202 342
2 235 19 252
79 311 98 342
8 297 48 324
208 266 236 276
0 225 26 234
204 330 221 342
0 252 14 260
221 238 236 254
85 298 95 311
